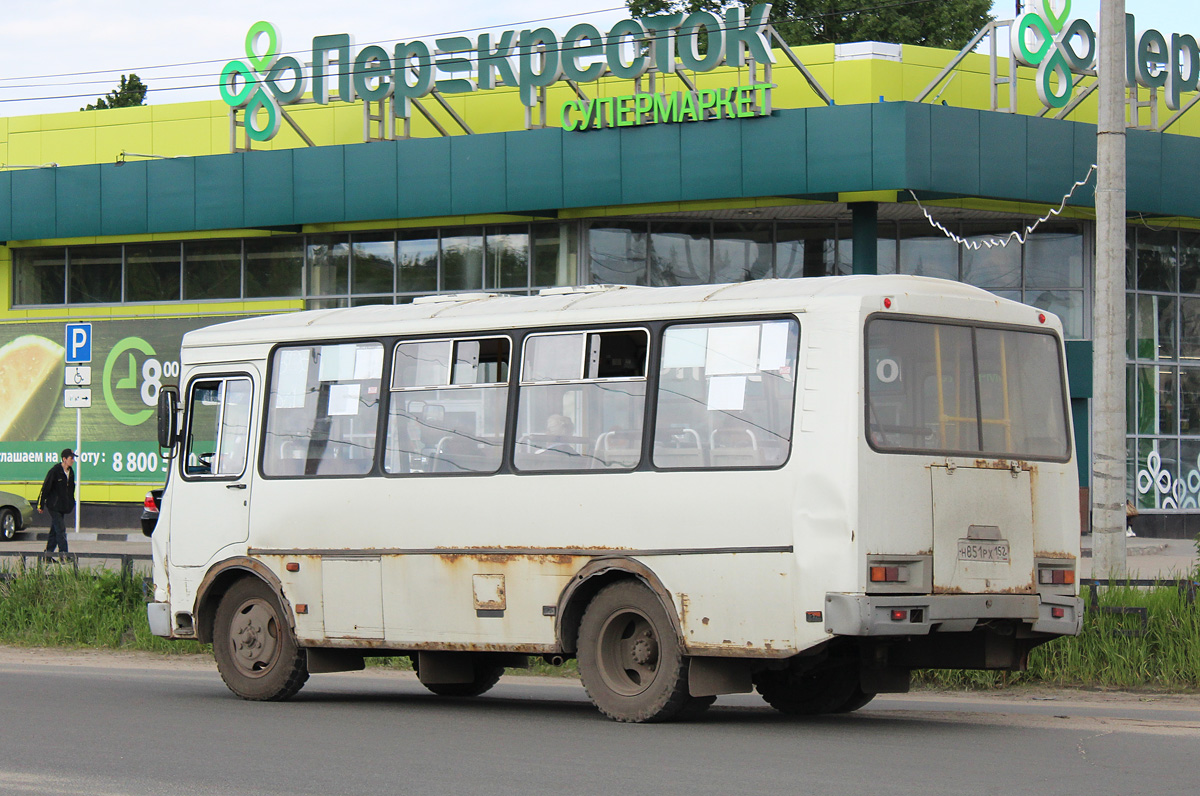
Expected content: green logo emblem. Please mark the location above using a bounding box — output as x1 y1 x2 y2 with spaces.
220 22 304 142
1011 0 1096 108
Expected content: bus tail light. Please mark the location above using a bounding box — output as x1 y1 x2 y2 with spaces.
870 566 909 583
1038 568 1075 585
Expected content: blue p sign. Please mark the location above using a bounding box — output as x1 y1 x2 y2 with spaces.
65 323 92 364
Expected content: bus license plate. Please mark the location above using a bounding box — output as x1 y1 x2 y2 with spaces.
957 540 1010 563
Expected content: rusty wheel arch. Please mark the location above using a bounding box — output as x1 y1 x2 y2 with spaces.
555 557 684 655
193 557 293 645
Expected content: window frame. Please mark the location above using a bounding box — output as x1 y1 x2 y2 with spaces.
179 373 255 482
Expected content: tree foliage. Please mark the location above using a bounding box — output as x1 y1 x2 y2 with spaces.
627 0 994 49
82 74 148 111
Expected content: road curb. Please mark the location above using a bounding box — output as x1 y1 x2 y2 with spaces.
12 530 144 543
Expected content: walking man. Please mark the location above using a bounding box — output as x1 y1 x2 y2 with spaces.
37 449 76 563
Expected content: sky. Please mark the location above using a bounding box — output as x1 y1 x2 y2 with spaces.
0 0 1193 120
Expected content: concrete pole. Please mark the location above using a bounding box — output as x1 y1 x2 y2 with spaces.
1092 0 1127 577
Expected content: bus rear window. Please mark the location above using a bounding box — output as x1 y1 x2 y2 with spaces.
866 319 1069 460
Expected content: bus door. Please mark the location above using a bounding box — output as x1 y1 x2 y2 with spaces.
169 373 257 568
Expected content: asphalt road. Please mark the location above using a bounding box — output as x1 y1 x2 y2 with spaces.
0 652 1196 796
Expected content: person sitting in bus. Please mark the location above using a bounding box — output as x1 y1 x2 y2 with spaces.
539 414 577 456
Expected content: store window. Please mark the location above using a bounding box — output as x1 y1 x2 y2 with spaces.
125 242 182 302
184 239 241 300
533 223 578 287
442 228 484 291
397 230 438 293
712 222 773 283
351 233 395 295
68 245 122 304
245 237 303 298
13 248 66 305
485 226 529 290
307 235 349 297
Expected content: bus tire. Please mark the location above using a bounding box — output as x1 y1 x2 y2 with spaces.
753 664 862 716
419 662 505 698
213 578 309 701
577 580 694 723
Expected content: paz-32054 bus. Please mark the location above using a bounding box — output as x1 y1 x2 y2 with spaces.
146 275 1082 722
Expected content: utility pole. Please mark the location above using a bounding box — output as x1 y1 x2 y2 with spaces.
1092 0 1127 577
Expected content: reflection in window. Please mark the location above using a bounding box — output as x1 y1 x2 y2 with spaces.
776 224 835 279
398 230 438 293
1028 290 1085 340
307 235 349 296
68 245 122 303
352 234 395 295
533 223 578 287
263 342 384 477
1134 294 1175 361
486 226 529 290
588 222 648 285
184 239 241 300
385 337 510 474
12 248 65 305
1025 227 1084 288
649 223 710 286
653 320 799 469
125 242 181 302
898 225 958 280
961 229 1020 289
1136 228 1177 293
713 222 773 283
442 228 484 291
516 330 648 471
244 237 303 298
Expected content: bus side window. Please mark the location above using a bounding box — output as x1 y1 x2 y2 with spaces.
262 342 384 477
652 319 799 470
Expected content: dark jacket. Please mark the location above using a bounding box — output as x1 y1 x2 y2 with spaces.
38 463 75 514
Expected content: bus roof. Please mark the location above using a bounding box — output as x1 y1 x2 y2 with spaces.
183 275 1053 349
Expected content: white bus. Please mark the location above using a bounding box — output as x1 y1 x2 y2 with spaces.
146 275 1082 722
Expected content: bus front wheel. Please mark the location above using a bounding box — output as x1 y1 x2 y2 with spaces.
577 580 703 723
213 578 309 701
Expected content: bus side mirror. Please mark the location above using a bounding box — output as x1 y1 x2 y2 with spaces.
158 386 180 452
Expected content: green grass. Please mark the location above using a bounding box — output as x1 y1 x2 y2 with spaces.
0 563 1195 691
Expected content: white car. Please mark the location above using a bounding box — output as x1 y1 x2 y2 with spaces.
0 490 34 541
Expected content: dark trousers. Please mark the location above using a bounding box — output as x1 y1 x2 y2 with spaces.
45 511 68 554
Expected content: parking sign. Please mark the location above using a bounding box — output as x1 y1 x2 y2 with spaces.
65 323 92 364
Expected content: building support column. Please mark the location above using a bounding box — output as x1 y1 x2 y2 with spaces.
850 202 878 275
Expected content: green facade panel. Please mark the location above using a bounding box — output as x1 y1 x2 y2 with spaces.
808 104 873 193
1072 122 1098 202
505 128 563 212
680 118 743 200
244 149 295 227
620 124 682 205
397 138 452 218
55 165 100 239
902 103 933 192
741 109 806 196
147 159 196 233
451 135 506 215
345 142 398 221
1026 116 1079 206
930 106 981 196
870 103 909 189
293 146 345 224
979 112 1027 202
1162 134 1200 219
0 172 10 241
1126 130 1163 215
100 161 148 236
195 154 245 230
563 127 622 207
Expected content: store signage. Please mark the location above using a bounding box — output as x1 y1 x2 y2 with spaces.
561 84 770 131
220 5 777 142
1012 0 1199 111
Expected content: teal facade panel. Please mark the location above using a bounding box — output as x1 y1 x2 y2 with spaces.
397 138 452 218
506 128 563 211
195 154 245 230
345 142 398 221
55 165 100 239
621 124 681 204
979 112 1027 201
451 135 506 215
1162 134 1200 219
1126 130 1163 215
244 149 294 227
100 161 148 236
903 104 932 191
1073 122 1097 206
1026 116 1077 205
870 103 909 189
680 118 742 200
808 104 873 193
740 110 806 196
0 172 10 240
930 106 980 196
563 129 622 207
147 159 195 233
9 163 57 240
294 146 345 224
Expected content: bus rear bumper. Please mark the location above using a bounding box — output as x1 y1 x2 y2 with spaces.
824 592 1083 637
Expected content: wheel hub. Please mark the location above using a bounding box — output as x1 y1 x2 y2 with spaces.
630 634 658 667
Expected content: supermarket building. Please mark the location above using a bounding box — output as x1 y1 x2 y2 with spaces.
1 5 1199 535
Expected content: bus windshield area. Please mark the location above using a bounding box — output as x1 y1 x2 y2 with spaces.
865 319 1069 460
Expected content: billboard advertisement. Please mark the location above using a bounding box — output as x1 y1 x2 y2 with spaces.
0 315 250 483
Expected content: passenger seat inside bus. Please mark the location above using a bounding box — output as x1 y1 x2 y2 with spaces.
710 428 761 467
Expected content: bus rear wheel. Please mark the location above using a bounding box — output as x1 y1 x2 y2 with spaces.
213 578 309 701
753 664 872 715
577 580 700 723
